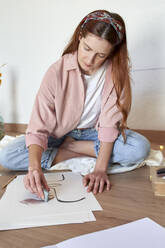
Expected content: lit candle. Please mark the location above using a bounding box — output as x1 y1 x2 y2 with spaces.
0 73 2 86
160 145 164 151
0 64 7 86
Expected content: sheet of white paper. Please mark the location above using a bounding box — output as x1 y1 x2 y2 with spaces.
0 172 100 230
42 218 165 248
0 211 95 230
85 192 102 211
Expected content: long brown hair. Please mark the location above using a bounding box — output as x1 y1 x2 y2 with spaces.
62 10 131 141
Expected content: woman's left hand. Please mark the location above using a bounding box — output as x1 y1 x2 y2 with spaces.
83 170 111 194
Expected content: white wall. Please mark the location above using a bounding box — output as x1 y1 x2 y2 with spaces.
0 0 165 130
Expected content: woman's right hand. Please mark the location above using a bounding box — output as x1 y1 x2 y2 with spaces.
23 168 50 200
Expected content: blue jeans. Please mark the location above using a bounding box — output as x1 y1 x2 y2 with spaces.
0 129 150 171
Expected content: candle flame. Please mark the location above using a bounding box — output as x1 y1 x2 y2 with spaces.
160 145 164 150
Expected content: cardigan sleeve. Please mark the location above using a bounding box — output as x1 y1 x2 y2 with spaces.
25 64 58 151
98 85 123 143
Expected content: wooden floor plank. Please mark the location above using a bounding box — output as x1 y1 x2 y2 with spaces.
0 130 165 247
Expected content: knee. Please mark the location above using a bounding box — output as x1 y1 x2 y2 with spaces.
0 146 12 169
131 134 150 163
0 136 27 170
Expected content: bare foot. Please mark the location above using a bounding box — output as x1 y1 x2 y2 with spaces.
60 136 75 150
52 148 83 166
61 136 95 157
51 136 96 167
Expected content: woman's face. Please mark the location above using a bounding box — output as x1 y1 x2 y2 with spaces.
77 32 112 75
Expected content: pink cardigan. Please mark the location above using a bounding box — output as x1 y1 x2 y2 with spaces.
25 52 122 150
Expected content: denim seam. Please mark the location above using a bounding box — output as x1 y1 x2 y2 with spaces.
42 148 57 169
94 140 100 157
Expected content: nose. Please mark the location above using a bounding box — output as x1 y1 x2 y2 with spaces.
86 54 95 65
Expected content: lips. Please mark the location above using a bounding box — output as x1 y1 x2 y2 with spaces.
84 63 92 68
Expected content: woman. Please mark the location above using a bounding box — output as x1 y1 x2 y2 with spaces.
0 10 150 198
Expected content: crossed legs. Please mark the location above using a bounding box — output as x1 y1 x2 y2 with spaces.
52 136 96 165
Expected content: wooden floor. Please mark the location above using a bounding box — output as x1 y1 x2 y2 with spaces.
0 130 165 248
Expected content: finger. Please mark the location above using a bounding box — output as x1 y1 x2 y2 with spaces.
83 175 90 187
106 178 111 191
87 176 95 192
93 178 100 195
34 172 44 200
98 178 105 193
41 175 50 191
24 175 34 193
23 176 30 190
29 173 37 193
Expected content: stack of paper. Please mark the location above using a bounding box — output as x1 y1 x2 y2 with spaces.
42 218 165 248
0 172 102 230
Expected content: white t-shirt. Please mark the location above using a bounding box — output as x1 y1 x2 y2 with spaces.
77 61 108 129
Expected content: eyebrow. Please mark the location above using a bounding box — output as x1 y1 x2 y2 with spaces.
83 41 107 56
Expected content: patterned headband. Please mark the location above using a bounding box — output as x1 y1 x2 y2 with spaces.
81 11 124 41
